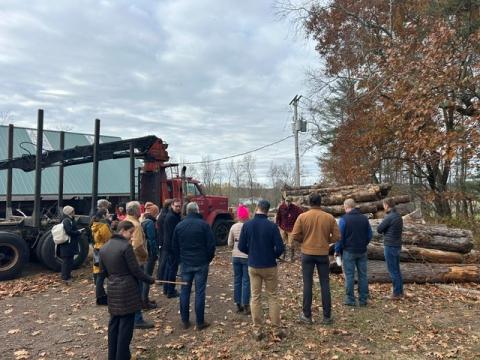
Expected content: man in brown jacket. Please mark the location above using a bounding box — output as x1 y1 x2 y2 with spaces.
291 193 340 325
99 220 155 360
125 201 153 329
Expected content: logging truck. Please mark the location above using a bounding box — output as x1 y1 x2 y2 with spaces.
0 110 233 280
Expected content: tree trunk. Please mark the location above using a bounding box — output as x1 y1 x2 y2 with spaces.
367 243 465 263
370 220 474 253
283 183 391 200
367 261 480 283
464 250 480 264
296 195 411 216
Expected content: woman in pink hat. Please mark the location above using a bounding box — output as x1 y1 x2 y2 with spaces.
227 204 251 314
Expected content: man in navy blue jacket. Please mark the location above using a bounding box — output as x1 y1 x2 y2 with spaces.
173 202 216 330
334 198 372 306
238 199 285 341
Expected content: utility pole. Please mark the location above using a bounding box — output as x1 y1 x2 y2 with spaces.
290 95 302 187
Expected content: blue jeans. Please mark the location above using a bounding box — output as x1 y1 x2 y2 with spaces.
342 250 368 305
180 263 209 325
142 254 157 301
134 265 145 324
232 257 250 306
384 246 403 296
301 254 331 319
94 272 107 299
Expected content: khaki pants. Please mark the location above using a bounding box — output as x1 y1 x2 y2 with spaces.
248 266 280 327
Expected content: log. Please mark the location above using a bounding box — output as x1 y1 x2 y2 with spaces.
296 195 411 216
283 183 392 205
367 243 465 264
317 195 411 216
464 250 480 264
284 183 391 194
367 261 480 283
370 221 474 253
321 203 378 216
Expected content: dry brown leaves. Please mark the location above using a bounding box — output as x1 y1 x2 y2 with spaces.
0 273 60 300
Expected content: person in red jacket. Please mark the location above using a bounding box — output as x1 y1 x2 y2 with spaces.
276 196 303 261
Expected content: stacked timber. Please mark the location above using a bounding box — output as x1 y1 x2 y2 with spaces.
365 219 477 283
367 261 480 284
283 183 414 218
284 183 479 283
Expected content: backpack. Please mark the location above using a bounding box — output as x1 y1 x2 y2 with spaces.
51 222 70 245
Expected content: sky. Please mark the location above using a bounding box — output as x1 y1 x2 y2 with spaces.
0 0 321 185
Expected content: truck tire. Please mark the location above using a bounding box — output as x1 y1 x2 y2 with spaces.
40 231 89 272
0 231 30 281
212 219 234 246
34 233 48 266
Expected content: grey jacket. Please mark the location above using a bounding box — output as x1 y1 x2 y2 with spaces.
99 235 154 316
377 208 403 247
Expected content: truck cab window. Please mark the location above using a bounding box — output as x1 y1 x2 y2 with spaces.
186 182 202 196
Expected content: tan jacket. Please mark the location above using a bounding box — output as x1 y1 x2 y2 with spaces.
125 215 148 265
291 208 340 256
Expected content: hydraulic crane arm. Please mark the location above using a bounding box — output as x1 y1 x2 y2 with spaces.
0 135 169 172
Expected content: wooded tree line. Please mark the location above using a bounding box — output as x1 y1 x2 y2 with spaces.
281 0 480 218
181 155 296 206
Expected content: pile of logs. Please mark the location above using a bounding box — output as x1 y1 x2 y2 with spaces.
365 219 478 283
283 183 478 284
283 183 414 218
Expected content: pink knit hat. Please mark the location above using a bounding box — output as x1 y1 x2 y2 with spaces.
237 204 250 220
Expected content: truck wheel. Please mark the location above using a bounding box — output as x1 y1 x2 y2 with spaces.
0 231 29 281
40 231 90 272
212 219 234 246
34 233 48 266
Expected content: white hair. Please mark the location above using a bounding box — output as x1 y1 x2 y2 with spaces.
126 201 141 216
186 202 200 215
344 198 356 209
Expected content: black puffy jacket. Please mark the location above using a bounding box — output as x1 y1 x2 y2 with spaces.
377 208 403 247
99 235 153 316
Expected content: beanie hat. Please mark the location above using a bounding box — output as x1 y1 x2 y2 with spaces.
63 205 75 216
237 204 250 220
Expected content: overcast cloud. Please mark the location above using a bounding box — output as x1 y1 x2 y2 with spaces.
0 0 320 184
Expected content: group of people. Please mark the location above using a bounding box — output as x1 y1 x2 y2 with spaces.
229 193 403 341
94 198 215 360
55 192 403 359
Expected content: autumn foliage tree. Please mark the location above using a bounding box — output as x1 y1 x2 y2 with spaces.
287 0 480 216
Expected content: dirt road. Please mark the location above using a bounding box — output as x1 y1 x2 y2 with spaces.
1 250 480 359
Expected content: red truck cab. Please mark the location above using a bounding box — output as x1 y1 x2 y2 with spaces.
140 165 233 245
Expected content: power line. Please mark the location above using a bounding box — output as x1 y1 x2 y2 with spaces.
183 135 294 165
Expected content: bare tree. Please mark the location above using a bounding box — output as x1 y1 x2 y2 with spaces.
0 111 13 125
200 156 221 192
241 155 257 202
268 161 296 189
